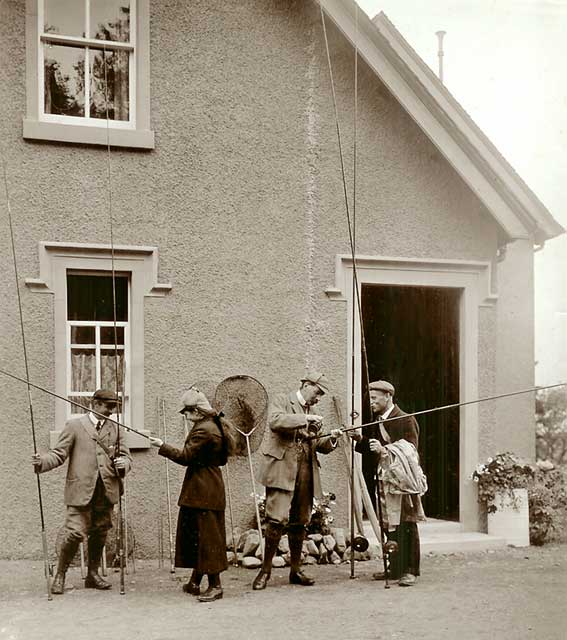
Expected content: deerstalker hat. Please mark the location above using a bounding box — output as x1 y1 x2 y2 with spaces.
300 371 330 394
178 388 215 414
92 389 121 404
368 380 395 395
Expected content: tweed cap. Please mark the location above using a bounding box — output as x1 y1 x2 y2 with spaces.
178 388 215 414
368 380 395 396
301 371 330 394
92 389 121 404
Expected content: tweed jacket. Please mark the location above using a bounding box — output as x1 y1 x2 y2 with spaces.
37 413 132 507
256 391 336 497
159 417 227 511
379 439 427 527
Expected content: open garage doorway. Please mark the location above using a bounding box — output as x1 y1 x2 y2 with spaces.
361 284 461 520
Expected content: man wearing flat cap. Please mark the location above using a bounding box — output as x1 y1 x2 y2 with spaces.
352 380 422 586
253 371 342 590
32 388 131 595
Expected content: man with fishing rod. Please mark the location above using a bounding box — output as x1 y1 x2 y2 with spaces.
351 380 425 587
252 371 342 591
31 388 131 595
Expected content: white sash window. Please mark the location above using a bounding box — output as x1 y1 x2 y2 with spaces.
66 272 130 423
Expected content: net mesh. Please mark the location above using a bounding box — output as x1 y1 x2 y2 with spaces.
214 375 268 456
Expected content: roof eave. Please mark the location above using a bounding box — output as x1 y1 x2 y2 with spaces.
317 0 565 244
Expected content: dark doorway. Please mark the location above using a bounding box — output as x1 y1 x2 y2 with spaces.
361 284 461 520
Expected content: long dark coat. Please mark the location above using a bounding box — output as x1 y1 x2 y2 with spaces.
158 417 228 572
159 417 227 511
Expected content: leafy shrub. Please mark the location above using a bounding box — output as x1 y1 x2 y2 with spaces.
528 462 567 545
471 452 534 514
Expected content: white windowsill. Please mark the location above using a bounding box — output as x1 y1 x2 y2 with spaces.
23 118 155 150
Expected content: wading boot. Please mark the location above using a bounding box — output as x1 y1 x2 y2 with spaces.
252 522 283 591
288 526 314 586
85 535 112 590
52 538 80 595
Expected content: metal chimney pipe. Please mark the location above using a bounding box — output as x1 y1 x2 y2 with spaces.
435 30 446 83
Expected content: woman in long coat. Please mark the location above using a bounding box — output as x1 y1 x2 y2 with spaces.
150 388 235 602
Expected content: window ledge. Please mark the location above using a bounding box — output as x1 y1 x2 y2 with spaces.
23 118 155 150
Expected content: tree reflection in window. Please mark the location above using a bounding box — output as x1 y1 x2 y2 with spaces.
44 45 85 117
42 1 131 122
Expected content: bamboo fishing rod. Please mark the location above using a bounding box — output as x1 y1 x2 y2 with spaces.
3 157 53 601
160 399 176 574
0 368 150 440
307 381 567 442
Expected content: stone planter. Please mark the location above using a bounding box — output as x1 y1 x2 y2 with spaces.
487 488 530 547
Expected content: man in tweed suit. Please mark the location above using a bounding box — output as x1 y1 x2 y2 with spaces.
252 372 341 591
32 389 131 594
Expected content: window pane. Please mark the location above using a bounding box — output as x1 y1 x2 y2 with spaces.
44 45 85 117
71 326 95 344
67 274 128 322
69 395 90 414
71 349 96 392
101 350 124 391
101 326 124 345
44 0 86 37
90 0 131 42
90 49 129 121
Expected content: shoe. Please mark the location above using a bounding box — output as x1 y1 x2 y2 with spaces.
398 573 417 587
84 573 112 590
372 571 400 581
289 570 315 586
51 573 66 595
252 569 270 590
182 581 201 596
198 586 223 602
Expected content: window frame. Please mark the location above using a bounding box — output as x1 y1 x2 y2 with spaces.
25 242 172 448
66 270 131 423
24 0 154 149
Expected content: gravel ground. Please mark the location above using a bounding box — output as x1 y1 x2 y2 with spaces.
0 545 565 640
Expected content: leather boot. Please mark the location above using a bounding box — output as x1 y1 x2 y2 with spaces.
183 569 203 595
252 522 283 591
52 537 80 595
198 574 223 602
288 526 314 586
85 534 112 590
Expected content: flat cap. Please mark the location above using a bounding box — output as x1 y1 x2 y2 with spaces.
301 371 330 394
368 380 395 395
92 389 121 404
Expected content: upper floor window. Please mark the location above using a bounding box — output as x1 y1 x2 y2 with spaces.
24 0 154 148
42 0 133 125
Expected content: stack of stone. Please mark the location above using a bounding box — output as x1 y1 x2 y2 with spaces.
227 527 380 568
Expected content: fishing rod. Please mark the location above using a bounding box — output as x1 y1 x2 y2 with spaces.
319 0 392 585
3 157 53 601
308 381 567 442
0 368 150 440
160 398 175 574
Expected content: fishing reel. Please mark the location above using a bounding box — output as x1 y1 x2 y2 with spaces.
383 539 399 555
352 535 370 553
